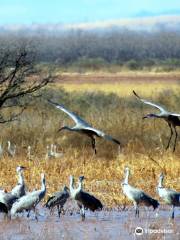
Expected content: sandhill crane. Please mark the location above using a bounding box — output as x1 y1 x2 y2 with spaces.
45 144 55 160
7 141 16 157
0 143 3 158
48 100 120 154
157 173 180 219
27 146 32 160
11 166 26 198
133 90 180 151
11 173 46 220
69 175 103 220
53 145 63 158
45 186 69 218
121 167 159 217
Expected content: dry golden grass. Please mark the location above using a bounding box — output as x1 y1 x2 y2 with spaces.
0 73 180 208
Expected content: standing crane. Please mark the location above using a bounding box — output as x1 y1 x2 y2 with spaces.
121 167 159 217
157 173 180 219
53 145 64 158
45 144 55 160
7 141 16 157
0 143 3 158
11 173 46 221
133 90 180 151
45 185 69 218
11 166 26 198
69 175 103 220
48 100 120 154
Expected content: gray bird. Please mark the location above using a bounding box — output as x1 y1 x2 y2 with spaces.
69 175 103 220
48 100 120 154
0 189 17 211
11 166 26 198
157 173 180 219
45 185 69 218
11 173 46 220
122 167 159 217
133 90 180 151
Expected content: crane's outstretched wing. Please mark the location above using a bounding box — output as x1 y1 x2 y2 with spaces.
169 112 180 117
133 91 167 113
48 100 91 126
85 127 120 145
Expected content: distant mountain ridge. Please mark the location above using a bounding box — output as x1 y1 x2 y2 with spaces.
0 15 180 34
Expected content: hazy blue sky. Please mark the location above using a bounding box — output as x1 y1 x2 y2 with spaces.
0 0 180 24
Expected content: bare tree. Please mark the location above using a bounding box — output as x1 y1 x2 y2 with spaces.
0 45 53 123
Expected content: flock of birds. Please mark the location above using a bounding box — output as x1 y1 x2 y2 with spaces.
0 166 103 221
0 91 179 221
0 166 179 221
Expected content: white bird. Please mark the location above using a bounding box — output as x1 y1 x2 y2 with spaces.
157 173 180 219
0 143 3 158
45 144 55 160
133 90 180 151
27 146 32 160
48 100 121 154
69 175 103 220
121 167 159 217
11 173 46 220
7 140 16 157
11 166 26 198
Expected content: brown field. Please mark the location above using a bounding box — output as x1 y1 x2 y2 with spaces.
0 72 179 239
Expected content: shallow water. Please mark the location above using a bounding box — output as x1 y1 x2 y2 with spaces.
0 205 179 240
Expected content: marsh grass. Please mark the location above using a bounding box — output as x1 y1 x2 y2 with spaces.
0 79 179 207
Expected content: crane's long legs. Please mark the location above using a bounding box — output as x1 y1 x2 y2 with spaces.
91 137 97 154
173 127 178 152
171 205 175 219
166 123 173 150
134 203 139 218
57 205 62 218
78 204 85 221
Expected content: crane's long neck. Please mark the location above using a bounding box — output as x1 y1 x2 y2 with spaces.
41 179 46 193
124 169 129 185
77 179 83 192
59 126 75 132
69 176 75 193
158 175 164 188
8 141 11 150
50 144 54 154
18 171 24 185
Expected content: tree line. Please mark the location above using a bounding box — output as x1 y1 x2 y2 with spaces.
0 29 180 68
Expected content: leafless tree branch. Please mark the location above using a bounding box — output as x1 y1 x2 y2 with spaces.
0 45 52 123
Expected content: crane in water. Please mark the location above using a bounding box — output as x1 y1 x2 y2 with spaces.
69 175 103 220
11 173 46 221
48 100 120 154
133 90 180 151
45 185 69 218
157 173 180 219
121 167 159 217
